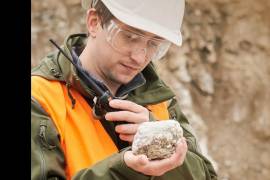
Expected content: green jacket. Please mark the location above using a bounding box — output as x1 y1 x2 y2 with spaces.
31 33 217 180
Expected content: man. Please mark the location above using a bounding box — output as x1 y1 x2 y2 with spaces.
31 0 218 179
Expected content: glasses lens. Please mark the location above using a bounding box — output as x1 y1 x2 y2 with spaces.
155 41 171 60
106 20 171 60
112 30 139 54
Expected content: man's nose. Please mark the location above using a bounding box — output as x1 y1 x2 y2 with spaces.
130 39 149 64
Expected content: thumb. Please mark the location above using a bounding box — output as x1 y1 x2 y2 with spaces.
137 154 148 165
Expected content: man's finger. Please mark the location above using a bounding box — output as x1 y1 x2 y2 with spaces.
144 138 188 173
137 154 148 166
124 151 149 168
109 99 145 112
119 134 134 142
105 111 147 123
115 124 139 134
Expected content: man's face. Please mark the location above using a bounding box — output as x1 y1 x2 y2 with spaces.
92 19 156 85
89 18 170 86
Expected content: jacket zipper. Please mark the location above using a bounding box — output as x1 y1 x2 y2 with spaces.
38 143 46 180
38 124 50 180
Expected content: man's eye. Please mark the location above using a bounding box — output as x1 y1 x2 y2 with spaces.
127 35 137 40
148 40 159 47
123 32 138 40
126 34 133 39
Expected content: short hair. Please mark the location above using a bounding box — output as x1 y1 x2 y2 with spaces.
93 0 114 27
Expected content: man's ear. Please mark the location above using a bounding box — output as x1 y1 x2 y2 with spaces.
86 8 100 38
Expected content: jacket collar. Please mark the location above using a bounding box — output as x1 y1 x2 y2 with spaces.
70 47 146 99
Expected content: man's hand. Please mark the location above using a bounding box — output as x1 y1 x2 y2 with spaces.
124 138 187 176
105 99 149 142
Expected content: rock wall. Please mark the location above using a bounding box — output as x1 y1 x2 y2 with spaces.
31 0 270 179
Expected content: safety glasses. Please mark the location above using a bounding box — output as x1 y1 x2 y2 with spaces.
104 20 171 61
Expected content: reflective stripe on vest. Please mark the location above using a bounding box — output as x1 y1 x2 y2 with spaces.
31 76 170 179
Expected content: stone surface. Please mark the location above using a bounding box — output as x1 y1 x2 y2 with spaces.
132 120 183 160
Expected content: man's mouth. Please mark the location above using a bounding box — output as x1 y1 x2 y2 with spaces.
121 63 139 71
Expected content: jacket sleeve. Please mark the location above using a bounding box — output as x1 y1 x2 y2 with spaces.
157 97 218 180
72 147 150 180
31 96 152 180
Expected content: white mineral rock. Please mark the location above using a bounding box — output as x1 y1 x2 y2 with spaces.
132 120 183 160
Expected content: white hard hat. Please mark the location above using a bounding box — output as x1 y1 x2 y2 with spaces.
82 0 185 46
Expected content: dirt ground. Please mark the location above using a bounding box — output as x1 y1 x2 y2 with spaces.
32 0 270 179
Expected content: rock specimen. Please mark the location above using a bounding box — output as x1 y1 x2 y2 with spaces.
132 120 183 160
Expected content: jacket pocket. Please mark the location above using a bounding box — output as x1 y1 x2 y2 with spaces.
39 119 57 150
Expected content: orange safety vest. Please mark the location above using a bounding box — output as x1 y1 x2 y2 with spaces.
32 76 170 179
